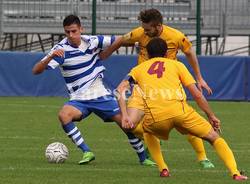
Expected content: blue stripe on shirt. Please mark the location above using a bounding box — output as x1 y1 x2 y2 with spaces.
64 61 104 83
46 65 53 70
71 73 102 92
111 35 115 44
64 47 98 60
62 53 99 70
64 51 84 59
54 56 64 65
97 35 104 49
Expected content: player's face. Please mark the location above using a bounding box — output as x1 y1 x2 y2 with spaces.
64 24 83 46
142 22 161 37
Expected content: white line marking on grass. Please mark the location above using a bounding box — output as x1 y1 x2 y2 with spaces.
1 146 249 154
0 103 59 109
0 110 55 113
161 149 250 153
0 147 42 151
0 136 68 140
0 167 138 172
0 136 42 139
0 167 227 174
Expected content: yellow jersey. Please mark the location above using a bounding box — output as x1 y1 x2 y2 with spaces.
129 57 196 122
123 25 192 64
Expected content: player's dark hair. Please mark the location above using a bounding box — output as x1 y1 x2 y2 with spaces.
146 37 168 58
63 14 81 27
138 8 163 26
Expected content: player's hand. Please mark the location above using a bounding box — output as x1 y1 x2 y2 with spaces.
197 78 213 95
99 50 108 60
121 115 134 130
49 49 65 58
208 115 221 134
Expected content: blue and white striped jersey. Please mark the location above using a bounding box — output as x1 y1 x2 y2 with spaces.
42 35 115 99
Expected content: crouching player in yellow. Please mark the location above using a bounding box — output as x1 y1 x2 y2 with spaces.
116 37 248 181
100 8 214 169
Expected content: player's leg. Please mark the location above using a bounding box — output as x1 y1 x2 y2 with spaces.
127 108 156 166
126 86 145 140
58 101 95 164
143 133 169 174
143 118 175 177
110 107 155 166
92 95 155 166
178 110 247 180
127 87 161 160
130 119 144 140
187 134 214 168
203 130 247 180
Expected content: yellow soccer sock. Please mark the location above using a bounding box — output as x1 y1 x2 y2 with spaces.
187 134 207 161
144 133 168 171
213 137 240 176
132 122 144 140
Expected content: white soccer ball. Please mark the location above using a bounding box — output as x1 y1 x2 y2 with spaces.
45 142 69 163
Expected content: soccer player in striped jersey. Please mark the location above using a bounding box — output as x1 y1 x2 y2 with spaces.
100 8 214 169
32 14 155 166
116 37 248 181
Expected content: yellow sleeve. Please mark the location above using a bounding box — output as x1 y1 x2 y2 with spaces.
128 67 139 83
178 34 192 53
123 27 144 44
177 62 196 87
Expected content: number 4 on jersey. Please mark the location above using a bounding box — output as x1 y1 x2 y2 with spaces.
147 61 165 78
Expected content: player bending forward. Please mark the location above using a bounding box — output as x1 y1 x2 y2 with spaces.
116 37 248 181
32 14 154 166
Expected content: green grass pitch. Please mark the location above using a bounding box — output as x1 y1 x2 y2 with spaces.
0 97 249 184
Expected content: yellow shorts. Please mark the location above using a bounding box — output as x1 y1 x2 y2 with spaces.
127 84 144 110
143 108 213 140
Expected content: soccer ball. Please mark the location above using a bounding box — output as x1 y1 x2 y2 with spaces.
45 142 69 163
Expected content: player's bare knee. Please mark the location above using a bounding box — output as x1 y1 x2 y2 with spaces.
58 109 73 124
58 105 82 124
127 108 144 125
111 114 122 125
203 129 220 144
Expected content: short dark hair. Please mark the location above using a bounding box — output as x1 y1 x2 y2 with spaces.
63 14 81 27
146 37 168 58
138 8 163 25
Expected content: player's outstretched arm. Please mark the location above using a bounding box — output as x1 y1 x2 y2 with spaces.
32 49 64 75
187 83 221 132
185 48 212 95
99 36 123 60
32 56 52 75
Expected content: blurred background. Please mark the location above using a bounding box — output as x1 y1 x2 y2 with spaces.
0 0 249 56
0 3 249 184
0 0 249 100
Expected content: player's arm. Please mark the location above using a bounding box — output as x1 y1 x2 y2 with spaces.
99 36 124 60
32 49 64 74
187 84 221 132
179 62 220 132
99 29 139 60
184 48 212 95
116 77 135 129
